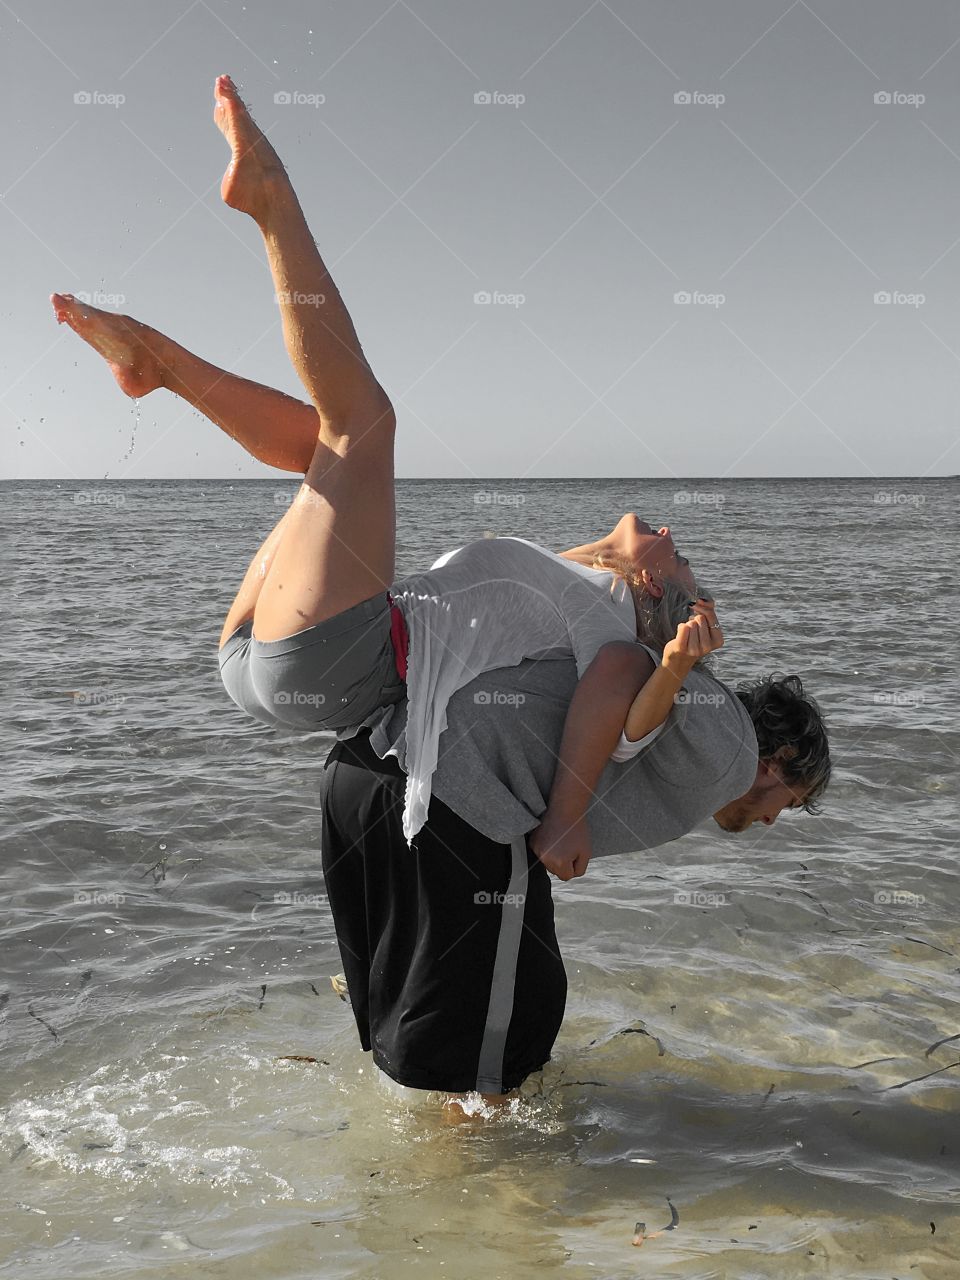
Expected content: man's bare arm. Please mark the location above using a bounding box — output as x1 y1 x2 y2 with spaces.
529 642 655 881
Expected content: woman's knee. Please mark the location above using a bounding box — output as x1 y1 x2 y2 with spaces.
321 392 396 452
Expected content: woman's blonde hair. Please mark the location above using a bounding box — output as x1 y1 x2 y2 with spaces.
591 549 713 661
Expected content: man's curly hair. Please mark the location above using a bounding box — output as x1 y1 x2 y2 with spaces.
736 674 831 813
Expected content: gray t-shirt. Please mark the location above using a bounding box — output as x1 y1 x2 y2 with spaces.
355 652 759 855
385 536 638 842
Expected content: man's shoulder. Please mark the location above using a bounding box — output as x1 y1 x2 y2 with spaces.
589 665 758 856
645 665 758 786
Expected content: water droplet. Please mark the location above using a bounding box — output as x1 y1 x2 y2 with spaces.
120 397 141 462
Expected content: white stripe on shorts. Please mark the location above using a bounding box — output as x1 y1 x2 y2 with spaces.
474 836 528 1093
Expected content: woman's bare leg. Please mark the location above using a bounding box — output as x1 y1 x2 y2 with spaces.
50 294 321 474
213 74 396 641
55 75 398 644
214 74 387 429
219 505 294 647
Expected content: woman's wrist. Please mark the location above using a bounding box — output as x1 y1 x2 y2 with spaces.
661 650 696 679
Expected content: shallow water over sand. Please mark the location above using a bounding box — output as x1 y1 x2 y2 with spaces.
3 476 958 1278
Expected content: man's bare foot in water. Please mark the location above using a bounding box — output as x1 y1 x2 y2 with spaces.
213 73 289 223
50 294 170 398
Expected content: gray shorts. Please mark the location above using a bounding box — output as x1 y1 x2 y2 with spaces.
218 591 405 732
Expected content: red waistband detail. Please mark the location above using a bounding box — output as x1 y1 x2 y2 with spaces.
386 594 408 681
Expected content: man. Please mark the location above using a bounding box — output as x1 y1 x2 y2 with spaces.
320 649 830 1100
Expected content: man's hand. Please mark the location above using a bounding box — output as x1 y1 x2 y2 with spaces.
529 809 592 881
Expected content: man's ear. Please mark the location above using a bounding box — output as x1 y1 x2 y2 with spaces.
761 747 795 782
771 745 797 768
640 569 664 599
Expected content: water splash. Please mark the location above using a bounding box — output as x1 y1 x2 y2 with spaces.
120 397 141 464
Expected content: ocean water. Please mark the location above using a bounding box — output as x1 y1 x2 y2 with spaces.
2 475 958 1280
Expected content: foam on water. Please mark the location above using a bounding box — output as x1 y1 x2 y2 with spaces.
3 1051 297 1197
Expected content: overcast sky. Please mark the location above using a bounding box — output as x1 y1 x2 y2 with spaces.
4 0 960 478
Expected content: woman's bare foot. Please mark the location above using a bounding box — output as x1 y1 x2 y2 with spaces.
213 74 289 223
50 294 169 398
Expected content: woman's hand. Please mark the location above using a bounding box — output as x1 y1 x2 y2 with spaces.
662 599 724 673
529 809 592 881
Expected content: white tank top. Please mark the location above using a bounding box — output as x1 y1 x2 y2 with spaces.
388 536 656 842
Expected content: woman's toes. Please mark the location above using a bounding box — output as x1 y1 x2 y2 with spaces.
50 296 165 398
213 74 286 218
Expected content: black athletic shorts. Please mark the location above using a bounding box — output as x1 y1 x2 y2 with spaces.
320 730 567 1094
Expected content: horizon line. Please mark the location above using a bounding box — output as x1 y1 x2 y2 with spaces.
2 474 957 484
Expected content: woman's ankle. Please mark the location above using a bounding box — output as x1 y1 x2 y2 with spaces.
249 171 299 235
152 333 184 392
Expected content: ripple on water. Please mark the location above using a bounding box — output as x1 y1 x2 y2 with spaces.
3 477 959 1278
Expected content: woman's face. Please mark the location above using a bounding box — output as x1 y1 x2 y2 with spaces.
608 513 698 597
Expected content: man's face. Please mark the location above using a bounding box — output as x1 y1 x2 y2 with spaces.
713 761 807 832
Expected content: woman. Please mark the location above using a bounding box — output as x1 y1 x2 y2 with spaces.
52 75 722 860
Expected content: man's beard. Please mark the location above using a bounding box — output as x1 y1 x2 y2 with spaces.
714 806 750 833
